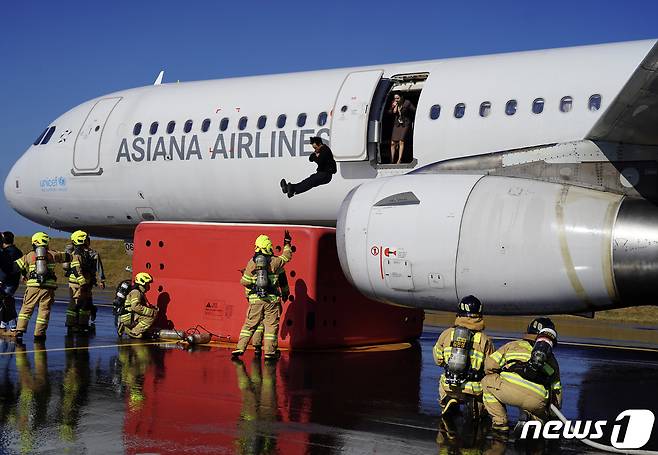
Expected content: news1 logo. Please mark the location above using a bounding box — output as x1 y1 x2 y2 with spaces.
520 410 655 449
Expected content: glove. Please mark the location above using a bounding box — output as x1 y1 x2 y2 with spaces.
284 230 292 245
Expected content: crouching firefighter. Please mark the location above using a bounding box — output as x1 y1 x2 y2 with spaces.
481 317 562 435
433 295 494 420
116 272 159 339
13 232 72 339
232 231 293 361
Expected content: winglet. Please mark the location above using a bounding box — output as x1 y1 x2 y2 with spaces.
153 70 164 86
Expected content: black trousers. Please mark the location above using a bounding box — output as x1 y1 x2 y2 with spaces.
293 172 332 195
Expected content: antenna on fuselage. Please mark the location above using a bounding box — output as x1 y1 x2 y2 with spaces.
153 70 164 85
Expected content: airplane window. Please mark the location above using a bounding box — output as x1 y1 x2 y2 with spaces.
277 114 287 128
505 100 517 116
479 102 492 117
41 126 56 145
588 94 602 111
184 120 193 133
239 116 248 130
133 123 142 136
317 111 328 126
560 96 573 113
297 113 307 127
257 115 267 129
532 98 545 114
167 121 176 134
150 122 159 135
454 103 466 119
202 118 211 132
220 117 229 131
429 104 441 120
34 127 49 145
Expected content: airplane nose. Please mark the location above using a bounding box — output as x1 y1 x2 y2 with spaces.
4 154 26 213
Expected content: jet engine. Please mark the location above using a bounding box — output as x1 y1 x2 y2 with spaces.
336 174 658 314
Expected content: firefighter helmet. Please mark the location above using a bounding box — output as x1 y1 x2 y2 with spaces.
71 230 89 245
457 295 482 317
134 272 153 287
254 235 273 255
31 232 50 247
527 317 555 335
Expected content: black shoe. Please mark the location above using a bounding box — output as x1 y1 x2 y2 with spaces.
231 349 245 358
253 346 262 357
280 179 288 194
33 334 46 341
287 184 295 198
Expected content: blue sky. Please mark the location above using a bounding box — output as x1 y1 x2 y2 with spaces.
1 0 656 237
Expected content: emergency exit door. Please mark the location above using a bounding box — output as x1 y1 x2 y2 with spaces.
73 97 122 174
330 70 383 161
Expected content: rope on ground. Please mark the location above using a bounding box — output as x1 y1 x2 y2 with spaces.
550 405 658 455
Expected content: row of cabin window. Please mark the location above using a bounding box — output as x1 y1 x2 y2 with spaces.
133 111 330 136
429 94 603 120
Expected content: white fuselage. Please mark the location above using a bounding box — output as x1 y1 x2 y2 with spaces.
4 39 655 239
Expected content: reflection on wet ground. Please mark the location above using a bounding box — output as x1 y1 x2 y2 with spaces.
0 303 657 454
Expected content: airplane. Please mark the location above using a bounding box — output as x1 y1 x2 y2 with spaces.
5 39 658 315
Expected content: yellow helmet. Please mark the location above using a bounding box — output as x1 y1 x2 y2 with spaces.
71 230 88 246
31 232 50 247
134 272 153 287
254 234 273 255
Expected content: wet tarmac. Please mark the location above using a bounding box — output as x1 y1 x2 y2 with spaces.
0 300 657 454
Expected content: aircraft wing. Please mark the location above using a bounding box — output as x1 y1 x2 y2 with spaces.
587 40 658 145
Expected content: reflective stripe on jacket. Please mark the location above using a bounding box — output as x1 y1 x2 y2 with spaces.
15 250 69 289
485 339 562 403
433 319 494 395
240 244 292 302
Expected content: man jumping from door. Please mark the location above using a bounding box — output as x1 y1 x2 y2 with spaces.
280 136 337 198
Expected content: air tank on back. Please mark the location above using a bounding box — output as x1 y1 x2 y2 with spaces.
336 174 658 314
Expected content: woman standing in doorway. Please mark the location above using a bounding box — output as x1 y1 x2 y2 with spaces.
388 93 416 164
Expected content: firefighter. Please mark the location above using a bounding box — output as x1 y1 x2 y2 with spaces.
13 232 72 339
250 270 290 356
433 295 495 420
481 317 562 435
117 272 158 339
232 231 293 361
65 230 104 333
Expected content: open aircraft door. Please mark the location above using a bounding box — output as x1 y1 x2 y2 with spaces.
330 70 383 161
72 97 122 175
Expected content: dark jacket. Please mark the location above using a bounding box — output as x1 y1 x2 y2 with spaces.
309 145 337 174
388 99 416 128
1 245 23 287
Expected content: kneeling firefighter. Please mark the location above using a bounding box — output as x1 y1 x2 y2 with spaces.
481 317 562 434
433 295 494 419
232 231 293 361
13 232 72 339
116 272 159 339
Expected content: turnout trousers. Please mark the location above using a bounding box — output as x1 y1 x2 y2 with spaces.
481 373 549 427
127 314 156 338
236 299 280 355
17 287 54 336
66 283 93 328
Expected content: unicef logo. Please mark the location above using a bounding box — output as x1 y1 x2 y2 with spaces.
39 176 67 191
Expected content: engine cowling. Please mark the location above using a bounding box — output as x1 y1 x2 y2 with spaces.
336 174 658 314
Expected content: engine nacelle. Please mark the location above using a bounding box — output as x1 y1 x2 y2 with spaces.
337 174 658 314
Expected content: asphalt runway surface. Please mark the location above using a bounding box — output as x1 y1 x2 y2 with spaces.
0 298 657 454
